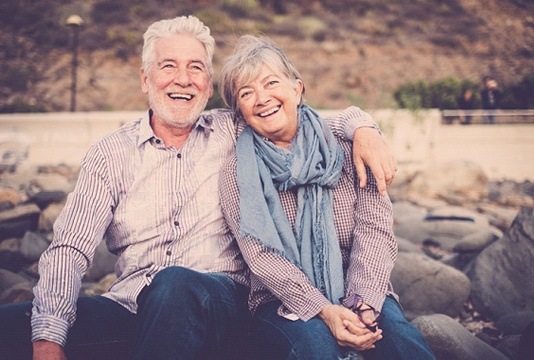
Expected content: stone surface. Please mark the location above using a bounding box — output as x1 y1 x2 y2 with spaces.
413 314 509 360
391 253 471 319
0 203 41 241
38 202 65 233
495 311 534 336
394 218 498 250
465 207 534 319
85 241 118 282
20 231 50 262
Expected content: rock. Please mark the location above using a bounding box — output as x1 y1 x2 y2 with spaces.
406 161 489 201
397 237 423 253
0 237 21 252
440 253 476 272
84 273 117 297
0 281 34 305
85 241 118 282
0 268 28 293
38 202 65 233
476 204 519 232
0 187 21 207
30 190 67 210
453 230 500 253
393 201 427 225
20 231 50 262
391 252 471 319
495 311 534 336
394 218 492 250
465 207 534 319
0 203 41 241
412 314 508 360
0 250 32 273
493 335 520 360
29 173 75 194
518 321 534 360
428 206 490 227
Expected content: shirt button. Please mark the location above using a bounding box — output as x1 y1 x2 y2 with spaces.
166 250 172 256
174 220 179 226
177 153 182 158
154 139 161 144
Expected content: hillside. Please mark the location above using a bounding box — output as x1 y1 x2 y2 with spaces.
1 0 533 112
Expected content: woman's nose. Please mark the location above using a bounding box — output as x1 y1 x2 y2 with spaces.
256 88 271 105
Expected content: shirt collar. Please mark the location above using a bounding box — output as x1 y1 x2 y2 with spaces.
137 109 214 148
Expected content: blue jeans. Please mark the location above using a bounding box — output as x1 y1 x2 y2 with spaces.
251 296 435 360
0 266 249 360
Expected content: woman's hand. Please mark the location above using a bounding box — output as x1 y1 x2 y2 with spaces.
352 127 397 196
318 304 382 351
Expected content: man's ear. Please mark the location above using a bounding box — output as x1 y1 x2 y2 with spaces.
209 79 214 99
140 69 149 94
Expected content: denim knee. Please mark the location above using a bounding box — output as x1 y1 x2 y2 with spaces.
366 296 435 360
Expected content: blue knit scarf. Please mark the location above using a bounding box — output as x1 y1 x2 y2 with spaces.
236 105 345 303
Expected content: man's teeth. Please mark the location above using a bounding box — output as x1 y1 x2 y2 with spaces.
169 93 193 100
260 107 280 117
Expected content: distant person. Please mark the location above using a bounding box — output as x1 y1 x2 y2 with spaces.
480 75 501 124
457 87 475 124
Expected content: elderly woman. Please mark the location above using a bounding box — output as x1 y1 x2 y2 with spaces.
219 35 435 360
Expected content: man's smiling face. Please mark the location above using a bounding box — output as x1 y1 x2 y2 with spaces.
141 33 213 130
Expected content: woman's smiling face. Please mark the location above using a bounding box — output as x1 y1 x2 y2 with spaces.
237 64 303 149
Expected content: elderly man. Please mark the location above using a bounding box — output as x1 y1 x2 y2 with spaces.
0 16 395 360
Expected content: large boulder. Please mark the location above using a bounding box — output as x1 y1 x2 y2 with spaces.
413 314 508 360
465 207 534 319
391 252 470 319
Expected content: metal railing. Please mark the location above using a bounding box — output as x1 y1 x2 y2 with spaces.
441 109 534 124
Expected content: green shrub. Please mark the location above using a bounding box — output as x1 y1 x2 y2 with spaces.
394 77 479 110
500 74 534 109
0 101 47 114
394 75 533 110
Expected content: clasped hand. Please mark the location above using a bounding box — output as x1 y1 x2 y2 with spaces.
319 304 382 351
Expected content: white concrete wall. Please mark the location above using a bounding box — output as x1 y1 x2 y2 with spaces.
1 110 533 181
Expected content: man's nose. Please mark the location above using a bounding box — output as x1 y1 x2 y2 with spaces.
173 70 192 86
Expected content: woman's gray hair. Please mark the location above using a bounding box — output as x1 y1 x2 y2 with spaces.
220 35 305 115
141 15 215 76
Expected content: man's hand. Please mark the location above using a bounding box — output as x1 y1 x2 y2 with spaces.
33 340 67 360
353 127 397 196
318 305 382 351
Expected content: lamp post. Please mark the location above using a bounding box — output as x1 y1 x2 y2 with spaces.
66 15 83 112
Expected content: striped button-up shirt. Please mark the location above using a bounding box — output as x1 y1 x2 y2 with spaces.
31 107 377 346
220 131 397 322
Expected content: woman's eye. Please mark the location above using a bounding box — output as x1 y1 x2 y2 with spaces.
240 91 251 99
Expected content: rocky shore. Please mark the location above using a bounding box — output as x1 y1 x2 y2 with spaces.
0 160 533 359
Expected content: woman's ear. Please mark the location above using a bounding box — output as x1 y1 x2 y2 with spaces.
295 79 304 103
